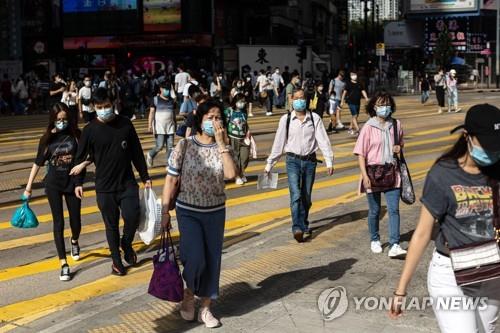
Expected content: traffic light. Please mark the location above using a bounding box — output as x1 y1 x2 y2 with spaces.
296 45 307 63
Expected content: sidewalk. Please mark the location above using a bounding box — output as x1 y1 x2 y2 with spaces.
24 177 441 333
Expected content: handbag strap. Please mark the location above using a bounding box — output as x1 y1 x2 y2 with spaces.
392 118 406 162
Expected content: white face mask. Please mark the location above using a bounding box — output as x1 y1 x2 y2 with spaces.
351 75 357 81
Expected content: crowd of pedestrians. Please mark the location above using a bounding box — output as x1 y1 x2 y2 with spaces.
19 62 500 331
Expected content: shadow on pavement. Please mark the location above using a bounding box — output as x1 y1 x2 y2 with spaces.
151 258 357 332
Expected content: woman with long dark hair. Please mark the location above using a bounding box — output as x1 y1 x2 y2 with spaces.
24 102 87 281
390 104 500 332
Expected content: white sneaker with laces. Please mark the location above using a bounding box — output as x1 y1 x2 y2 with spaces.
388 244 407 258
266 112 273 116
370 241 383 254
235 177 244 185
336 123 345 130
198 307 221 328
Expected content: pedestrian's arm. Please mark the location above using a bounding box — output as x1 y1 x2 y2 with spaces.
314 118 334 169
361 89 369 101
24 164 41 197
129 124 151 183
148 106 155 133
265 116 287 171
341 90 347 105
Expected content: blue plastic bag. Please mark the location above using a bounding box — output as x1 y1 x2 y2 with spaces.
11 196 39 228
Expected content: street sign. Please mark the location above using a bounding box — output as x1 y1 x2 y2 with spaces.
480 49 492 56
376 43 385 56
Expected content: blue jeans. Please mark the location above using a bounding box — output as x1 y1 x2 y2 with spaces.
176 206 226 299
421 91 429 104
286 155 316 233
448 87 458 108
148 134 174 164
366 188 401 246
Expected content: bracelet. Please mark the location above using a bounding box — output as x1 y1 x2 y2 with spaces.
393 291 407 297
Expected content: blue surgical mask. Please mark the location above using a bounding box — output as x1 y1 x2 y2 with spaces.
375 106 392 119
162 89 170 98
54 120 68 131
96 107 115 122
469 139 500 167
293 99 307 112
202 120 215 137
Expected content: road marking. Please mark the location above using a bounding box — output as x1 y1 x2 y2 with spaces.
0 170 430 331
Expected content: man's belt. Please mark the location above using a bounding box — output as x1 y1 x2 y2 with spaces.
286 152 322 163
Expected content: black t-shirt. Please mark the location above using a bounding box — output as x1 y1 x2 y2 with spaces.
421 79 430 91
75 116 150 192
344 81 363 105
35 131 82 192
50 82 66 104
421 159 497 254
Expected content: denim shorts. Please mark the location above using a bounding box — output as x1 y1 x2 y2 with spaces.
348 104 360 116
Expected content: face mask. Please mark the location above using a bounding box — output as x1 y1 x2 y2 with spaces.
96 107 115 122
375 106 392 119
54 120 68 131
275 70 279 74
318 87 324 92
84 81 91 87
246 77 251 81
469 139 500 167
202 120 215 137
351 75 357 81
293 99 307 112
237 83 243 88
236 101 246 109
162 89 170 98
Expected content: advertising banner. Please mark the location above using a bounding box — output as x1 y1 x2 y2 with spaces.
63 0 137 13
425 17 469 53
410 0 478 13
143 0 181 32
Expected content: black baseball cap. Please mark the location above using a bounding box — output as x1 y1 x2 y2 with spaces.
451 104 500 152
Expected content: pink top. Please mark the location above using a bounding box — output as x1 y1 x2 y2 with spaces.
353 118 404 193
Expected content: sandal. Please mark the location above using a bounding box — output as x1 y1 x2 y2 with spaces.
111 262 126 276
123 248 137 266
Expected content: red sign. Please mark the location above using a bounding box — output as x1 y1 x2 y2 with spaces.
480 49 492 56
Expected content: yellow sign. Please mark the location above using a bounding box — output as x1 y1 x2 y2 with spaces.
376 43 385 50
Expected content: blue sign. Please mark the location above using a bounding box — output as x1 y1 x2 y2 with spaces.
63 0 137 13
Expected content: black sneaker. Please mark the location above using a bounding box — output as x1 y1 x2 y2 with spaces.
327 122 333 132
111 260 127 276
71 239 80 261
60 264 71 281
123 247 137 266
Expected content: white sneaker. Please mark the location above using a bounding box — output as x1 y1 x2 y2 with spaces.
241 176 248 183
335 123 345 130
266 112 273 116
235 177 244 185
370 241 383 254
248 113 254 117
198 307 221 328
437 109 443 114
146 154 153 168
454 108 462 113
388 244 407 258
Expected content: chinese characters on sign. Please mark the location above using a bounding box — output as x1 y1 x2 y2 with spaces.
425 17 468 53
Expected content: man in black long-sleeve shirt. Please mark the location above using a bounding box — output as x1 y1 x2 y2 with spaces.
74 88 151 276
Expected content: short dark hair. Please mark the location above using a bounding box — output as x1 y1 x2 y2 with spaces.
366 90 396 117
193 99 226 134
93 87 111 105
159 79 172 88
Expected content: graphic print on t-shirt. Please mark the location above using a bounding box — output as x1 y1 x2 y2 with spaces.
451 185 494 239
50 138 75 170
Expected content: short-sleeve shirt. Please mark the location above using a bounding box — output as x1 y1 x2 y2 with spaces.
224 107 248 140
167 136 233 212
35 132 79 192
333 78 346 100
344 81 363 105
421 159 496 254
78 87 93 112
152 96 175 135
175 72 190 93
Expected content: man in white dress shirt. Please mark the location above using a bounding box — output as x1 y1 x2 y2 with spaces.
265 89 334 242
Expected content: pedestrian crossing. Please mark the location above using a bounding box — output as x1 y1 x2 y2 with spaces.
0 96 468 332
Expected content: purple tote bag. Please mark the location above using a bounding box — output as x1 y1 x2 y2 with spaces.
148 228 184 302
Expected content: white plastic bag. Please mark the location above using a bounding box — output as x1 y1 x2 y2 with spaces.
138 188 162 245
